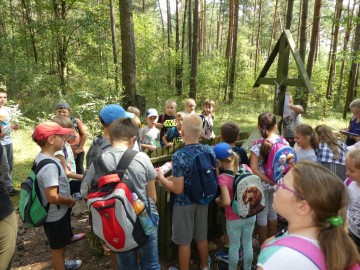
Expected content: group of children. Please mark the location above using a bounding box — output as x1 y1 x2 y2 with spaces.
3 92 360 270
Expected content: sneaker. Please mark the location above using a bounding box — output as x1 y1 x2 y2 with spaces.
8 188 20 196
215 249 229 264
72 192 82 200
65 259 82 270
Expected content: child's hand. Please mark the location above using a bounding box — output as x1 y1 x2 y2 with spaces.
148 145 156 151
166 142 173 147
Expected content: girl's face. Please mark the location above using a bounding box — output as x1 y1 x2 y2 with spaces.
346 157 360 184
294 130 310 148
186 102 196 113
351 107 360 120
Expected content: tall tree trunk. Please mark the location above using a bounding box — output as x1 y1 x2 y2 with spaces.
250 0 257 61
269 0 279 56
224 0 234 101
216 0 222 50
189 0 199 99
177 0 187 96
109 0 119 94
285 0 294 29
228 0 239 103
119 0 137 107
326 0 343 99
254 0 262 77
343 5 360 119
166 0 171 88
188 0 192 73
21 0 38 64
296 0 302 48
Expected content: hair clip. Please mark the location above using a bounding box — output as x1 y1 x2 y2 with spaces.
327 216 343 227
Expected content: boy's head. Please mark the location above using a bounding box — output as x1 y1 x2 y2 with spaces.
99 104 134 126
133 116 141 129
202 99 215 116
32 121 73 148
221 122 240 144
182 113 202 140
52 116 74 143
109 118 138 145
184 98 196 114
55 101 71 118
165 100 177 116
350 99 360 120
0 88 8 107
175 111 185 128
145 108 158 126
346 149 360 183
127 106 141 117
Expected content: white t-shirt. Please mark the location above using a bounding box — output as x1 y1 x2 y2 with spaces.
0 106 12 145
139 126 159 147
35 153 70 222
55 142 76 181
347 180 360 238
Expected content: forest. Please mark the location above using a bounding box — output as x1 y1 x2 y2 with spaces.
0 0 359 125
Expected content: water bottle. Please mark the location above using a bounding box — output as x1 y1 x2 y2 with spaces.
132 193 155 235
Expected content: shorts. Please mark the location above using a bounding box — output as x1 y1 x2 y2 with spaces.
43 209 73 249
256 189 277 226
172 204 208 245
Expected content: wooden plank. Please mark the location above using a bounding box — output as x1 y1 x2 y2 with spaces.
255 77 306 87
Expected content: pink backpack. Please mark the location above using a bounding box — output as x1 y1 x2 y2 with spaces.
264 236 360 270
254 136 297 183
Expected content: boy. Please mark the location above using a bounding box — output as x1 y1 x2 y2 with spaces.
162 111 184 147
157 114 215 270
184 98 196 115
139 108 160 151
200 99 215 139
127 106 141 118
32 121 83 270
0 87 20 195
81 118 160 270
55 102 88 174
155 100 177 146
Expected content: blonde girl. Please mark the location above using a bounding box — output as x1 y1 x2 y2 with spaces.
294 124 318 162
257 161 360 270
214 143 255 270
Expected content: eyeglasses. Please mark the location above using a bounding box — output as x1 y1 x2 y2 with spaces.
275 178 305 199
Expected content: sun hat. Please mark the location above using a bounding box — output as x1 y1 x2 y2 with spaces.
32 121 73 141
55 101 71 111
99 104 134 125
213 142 234 159
146 108 159 118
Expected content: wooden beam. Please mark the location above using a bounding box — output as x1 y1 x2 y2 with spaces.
254 78 306 87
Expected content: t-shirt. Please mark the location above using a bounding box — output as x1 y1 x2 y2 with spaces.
139 126 160 147
55 142 76 181
217 173 239 220
0 106 12 145
257 234 319 270
158 114 176 146
164 126 183 144
295 145 317 162
347 179 360 238
85 135 111 169
81 146 158 215
35 153 70 222
200 114 215 139
283 110 300 138
172 143 217 206
69 116 85 152
346 117 360 146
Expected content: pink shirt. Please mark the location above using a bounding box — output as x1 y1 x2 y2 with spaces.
218 173 240 220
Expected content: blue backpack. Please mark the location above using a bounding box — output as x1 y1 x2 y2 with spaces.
181 144 218 205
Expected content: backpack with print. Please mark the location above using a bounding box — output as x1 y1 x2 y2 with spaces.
255 136 297 183
87 149 149 252
85 135 111 169
18 159 61 228
181 144 218 205
230 165 265 218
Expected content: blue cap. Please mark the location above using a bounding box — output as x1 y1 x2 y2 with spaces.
99 104 134 125
55 101 71 110
213 142 234 159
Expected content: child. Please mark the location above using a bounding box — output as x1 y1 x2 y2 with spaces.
257 161 360 270
0 87 20 195
282 95 304 147
139 108 160 151
82 118 160 270
52 116 83 198
127 106 141 118
214 143 255 270
162 111 184 147
315 125 348 179
345 149 360 250
345 99 360 146
156 114 215 270
250 112 284 246
184 98 196 114
294 124 318 162
55 102 88 174
200 99 215 139
155 100 177 146
32 121 84 270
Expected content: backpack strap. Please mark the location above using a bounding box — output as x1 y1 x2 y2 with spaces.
141 127 147 142
162 114 165 123
168 126 177 142
35 159 61 176
345 178 353 187
265 236 326 270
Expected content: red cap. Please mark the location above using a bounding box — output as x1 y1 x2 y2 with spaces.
32 121 73 141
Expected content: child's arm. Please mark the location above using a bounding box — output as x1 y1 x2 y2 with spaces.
141 143 156 151
156 169 184 194
55 154 83 180
162 133 172 147
146 179 157 204
215 185 231 207
250 152 274 185
75 119 87 154
155 122 163 129
45 186 76 207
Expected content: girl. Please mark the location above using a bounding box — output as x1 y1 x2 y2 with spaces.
294 124 318 162
257 161 360 270
345 149 360 250
250 112 283 246
214 142 255 270
345 98 360 146
315 124 348 179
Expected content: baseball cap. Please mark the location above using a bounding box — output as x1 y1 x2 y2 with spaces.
146 108 158 118
99 104 134 125
213 142 234 159
55 101 71 110
32 122 73 141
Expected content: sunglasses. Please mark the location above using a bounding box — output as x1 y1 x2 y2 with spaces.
275 178 305 199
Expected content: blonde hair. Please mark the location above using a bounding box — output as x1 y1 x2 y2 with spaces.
133 116 141 129
347 148 360 169
176 111 185 118
291 161 360 269
127 106 141 117
315 125 344 159
165 99 177 107
350 99 360 110
184 98 196 107
202 98 215 107
182 113 202 139
52 116 73 129
219 153 239 173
